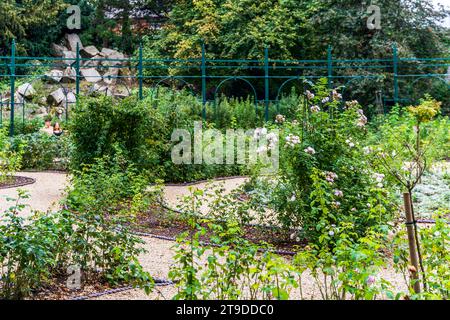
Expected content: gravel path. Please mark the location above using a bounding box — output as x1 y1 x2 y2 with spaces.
0 172 68 218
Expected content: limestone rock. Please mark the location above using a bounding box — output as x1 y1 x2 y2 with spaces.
48 88 68 105
17 83 35 98
34 106 48 115
81 45 100 58
103 68 119 85
80 68 102 83
65 33 83 52
100 48 126 66
62 50 77 66
113 89 130 99
63 91 77 105
61 67 77 83
51 43 68 57
91 83 113 96
81 54 102 68
119 67 134 86
14 94 24 105
46 69 64 83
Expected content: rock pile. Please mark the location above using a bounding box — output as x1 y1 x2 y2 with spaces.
1 34 135 120
47 33 133 96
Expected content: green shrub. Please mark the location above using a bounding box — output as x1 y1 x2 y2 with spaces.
169 185 395 300
66 152 151 215
1 118 43 135
0 128 23 183
69 94 248 183
11 132 71 170
294 225 394 300
392 210 450 299
249 79 395 243
169 189 297 300
0 190 154 300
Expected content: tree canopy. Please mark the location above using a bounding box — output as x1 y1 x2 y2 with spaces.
151 0 450 60
0 0 67 55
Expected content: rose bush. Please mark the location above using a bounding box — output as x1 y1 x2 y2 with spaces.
248 79 396 243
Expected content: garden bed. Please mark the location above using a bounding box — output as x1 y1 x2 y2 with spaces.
28 275 114 300
0 176 36 189
130 206 307 253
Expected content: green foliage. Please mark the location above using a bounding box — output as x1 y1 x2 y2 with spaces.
250 80 395 242
79 0 169 54
69 95 158 171
0 128 23 183
65 153 150 215
151 0 448 61
69 93 251 183
11 132 71 170
169 188 297 300
0 0 67 56
366 98 449 192
155 0 314 61
0 190 154 299
407 95 442 123
139 0 449 106
1 118 43 136
392 210 450 299
294 226 395 300
169 181 397 300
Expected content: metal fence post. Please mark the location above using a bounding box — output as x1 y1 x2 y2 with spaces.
201 43 207 120
327 45 333 89
75 42 80 99
9 39 16 137
264 47 269 121
139 42 143 100
393 44 399 105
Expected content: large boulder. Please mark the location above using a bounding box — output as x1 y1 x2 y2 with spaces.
48 88 68 105
103 68 119 85
65 33 83 52
14 93 24 105
63 91 77 105
61 67 77 83
51 43 68 57
119 67 134 86
17 83 35 99
45 69 64 83
113 87 130 99
80 68 102 83
62 50 77 66
81 45 100 58
114 92 130 99
81 54 102 68
100 48 126 66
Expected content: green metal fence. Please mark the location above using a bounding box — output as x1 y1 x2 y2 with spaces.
1 40 449 136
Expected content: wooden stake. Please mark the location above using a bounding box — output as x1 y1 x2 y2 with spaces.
403 192 421 293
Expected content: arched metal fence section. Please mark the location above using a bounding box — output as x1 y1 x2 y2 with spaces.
0 40 449 136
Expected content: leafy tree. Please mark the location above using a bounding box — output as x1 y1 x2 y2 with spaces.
151 0 449 60
309 0 449 59
143 0 449 106
0 0 67 55
153 0 317 60
80 0 173 53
